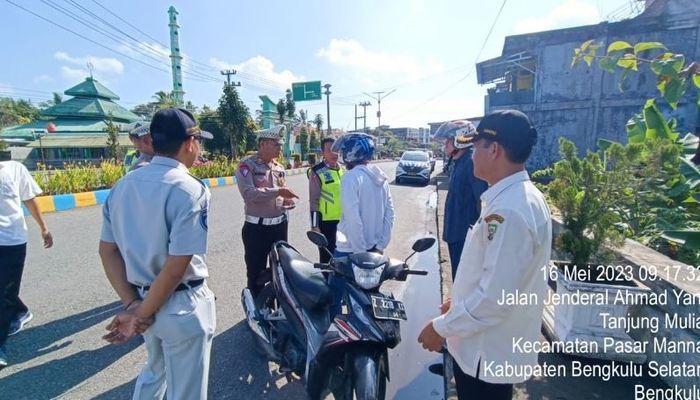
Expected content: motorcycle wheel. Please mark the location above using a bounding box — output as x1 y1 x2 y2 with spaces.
351 351 387 400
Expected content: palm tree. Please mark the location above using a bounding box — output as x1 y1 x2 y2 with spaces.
313 113 324 138
152 91 178 109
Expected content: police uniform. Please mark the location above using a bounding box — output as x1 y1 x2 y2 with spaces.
236 127 289 297
100 109 216 400
308 161 343 263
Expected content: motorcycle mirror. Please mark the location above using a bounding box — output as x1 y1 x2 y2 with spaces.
412 237 436 253
307 230 329 248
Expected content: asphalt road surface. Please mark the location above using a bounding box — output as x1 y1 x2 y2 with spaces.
1 161 444 400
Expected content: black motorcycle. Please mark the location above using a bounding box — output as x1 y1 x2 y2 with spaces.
241 231 434 400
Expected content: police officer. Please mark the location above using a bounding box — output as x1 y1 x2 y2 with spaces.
99 108 216 400
125 122 154 172
434 120 488 279
236 125 298 297
419 110 551 400
308 137 343 263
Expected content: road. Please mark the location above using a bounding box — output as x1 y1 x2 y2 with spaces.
1 161 445 400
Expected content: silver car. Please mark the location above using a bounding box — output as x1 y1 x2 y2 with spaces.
396 151 431 185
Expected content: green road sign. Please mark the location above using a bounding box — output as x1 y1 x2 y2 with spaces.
292 81 322 101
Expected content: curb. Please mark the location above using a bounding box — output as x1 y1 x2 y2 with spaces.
23 167 309 215
435 174 458 400
24 162 391 216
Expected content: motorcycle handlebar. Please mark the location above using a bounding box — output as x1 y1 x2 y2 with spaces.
406 270 428 276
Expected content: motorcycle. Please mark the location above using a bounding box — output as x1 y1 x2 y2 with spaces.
241 231 435 400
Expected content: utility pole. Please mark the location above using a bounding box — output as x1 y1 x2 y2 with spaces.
354 104 358 131
364 89 396 147
323 83 332 136
358 101 371 132
220 69 241 87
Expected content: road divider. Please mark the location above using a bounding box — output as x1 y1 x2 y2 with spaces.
24 167 308 215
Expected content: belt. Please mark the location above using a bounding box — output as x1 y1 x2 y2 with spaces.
245 214 287 226
134 279 205 292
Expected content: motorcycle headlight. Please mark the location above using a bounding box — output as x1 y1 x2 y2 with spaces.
352 263 385 290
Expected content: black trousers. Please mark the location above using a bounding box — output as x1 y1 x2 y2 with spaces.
242 220 288 297
318 220 338 264
453 358 513 400
0 244 28 347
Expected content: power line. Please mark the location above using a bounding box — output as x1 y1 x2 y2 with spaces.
393 0 508 119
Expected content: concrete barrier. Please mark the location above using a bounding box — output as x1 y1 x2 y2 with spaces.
23 167 310 215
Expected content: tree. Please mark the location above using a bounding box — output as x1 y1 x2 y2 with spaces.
309 131 320 153
0 98 40 129
276 99 286 124
104 116 122 161
218 83 251 159
52 92 63 105
199 109 227 155
313 113 324 137
285 89 296 122
245 118 259 152
299 125 309 160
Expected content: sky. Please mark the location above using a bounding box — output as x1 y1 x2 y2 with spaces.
0 0 636 130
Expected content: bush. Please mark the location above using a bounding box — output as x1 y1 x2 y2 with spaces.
100 160 126 188
190 155 237 179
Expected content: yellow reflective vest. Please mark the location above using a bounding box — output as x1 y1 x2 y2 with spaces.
309 163 343 221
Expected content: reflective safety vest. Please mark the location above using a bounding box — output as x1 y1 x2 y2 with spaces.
309 164 343 221
124 150 139 168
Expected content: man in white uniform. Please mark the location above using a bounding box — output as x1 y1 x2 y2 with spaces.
0 154 53 370
99 108 215 400
418 109 552 399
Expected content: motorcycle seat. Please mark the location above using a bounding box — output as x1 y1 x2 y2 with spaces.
277 244 332 310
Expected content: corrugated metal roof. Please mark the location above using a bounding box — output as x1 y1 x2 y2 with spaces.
27 135 133 148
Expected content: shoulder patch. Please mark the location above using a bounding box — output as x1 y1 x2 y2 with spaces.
484 214 504 241
239 163 250 177
484 214 504 224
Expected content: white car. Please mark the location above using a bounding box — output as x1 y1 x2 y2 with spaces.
395 151 431 185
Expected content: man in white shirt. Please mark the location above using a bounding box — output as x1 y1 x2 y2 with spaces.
332 132 394 256
99 108 216 399
0 154 53 370
418 110 551 399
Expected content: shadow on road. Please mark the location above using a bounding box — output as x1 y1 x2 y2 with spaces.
4 301 126 365
208 320 308 399
0 302 143 399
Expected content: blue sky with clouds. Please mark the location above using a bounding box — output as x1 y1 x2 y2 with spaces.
1 0 633 129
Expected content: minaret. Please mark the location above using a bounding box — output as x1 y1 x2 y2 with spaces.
168 6 184 106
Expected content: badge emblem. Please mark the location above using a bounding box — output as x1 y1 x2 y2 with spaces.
484 214 504 241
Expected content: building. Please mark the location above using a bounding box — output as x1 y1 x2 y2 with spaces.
475 0 700 169
384 127 432 143
0 77 141 168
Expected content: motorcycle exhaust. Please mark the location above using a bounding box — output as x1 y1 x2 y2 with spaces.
241 288 270 343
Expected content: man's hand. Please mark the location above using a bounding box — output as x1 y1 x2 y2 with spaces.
440 298 451 314
102 304 153 344
41 229 53 248
278 187 299 199
417 321 445 352
282 198 296 210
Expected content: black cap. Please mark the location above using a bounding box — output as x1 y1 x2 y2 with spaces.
473 109 537 149
150 108 213 142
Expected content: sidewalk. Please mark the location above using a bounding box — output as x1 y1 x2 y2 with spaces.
433 174 669 400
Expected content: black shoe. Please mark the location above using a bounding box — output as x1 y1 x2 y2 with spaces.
428 363 444 376
0 345 8 371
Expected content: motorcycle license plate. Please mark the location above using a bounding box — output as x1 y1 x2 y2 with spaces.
371 296 407 320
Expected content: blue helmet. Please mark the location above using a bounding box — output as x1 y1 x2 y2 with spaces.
331 132 375 164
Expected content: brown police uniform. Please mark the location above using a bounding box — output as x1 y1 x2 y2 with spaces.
235 127 289 297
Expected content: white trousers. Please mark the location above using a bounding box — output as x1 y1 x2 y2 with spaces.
132 284 216 400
